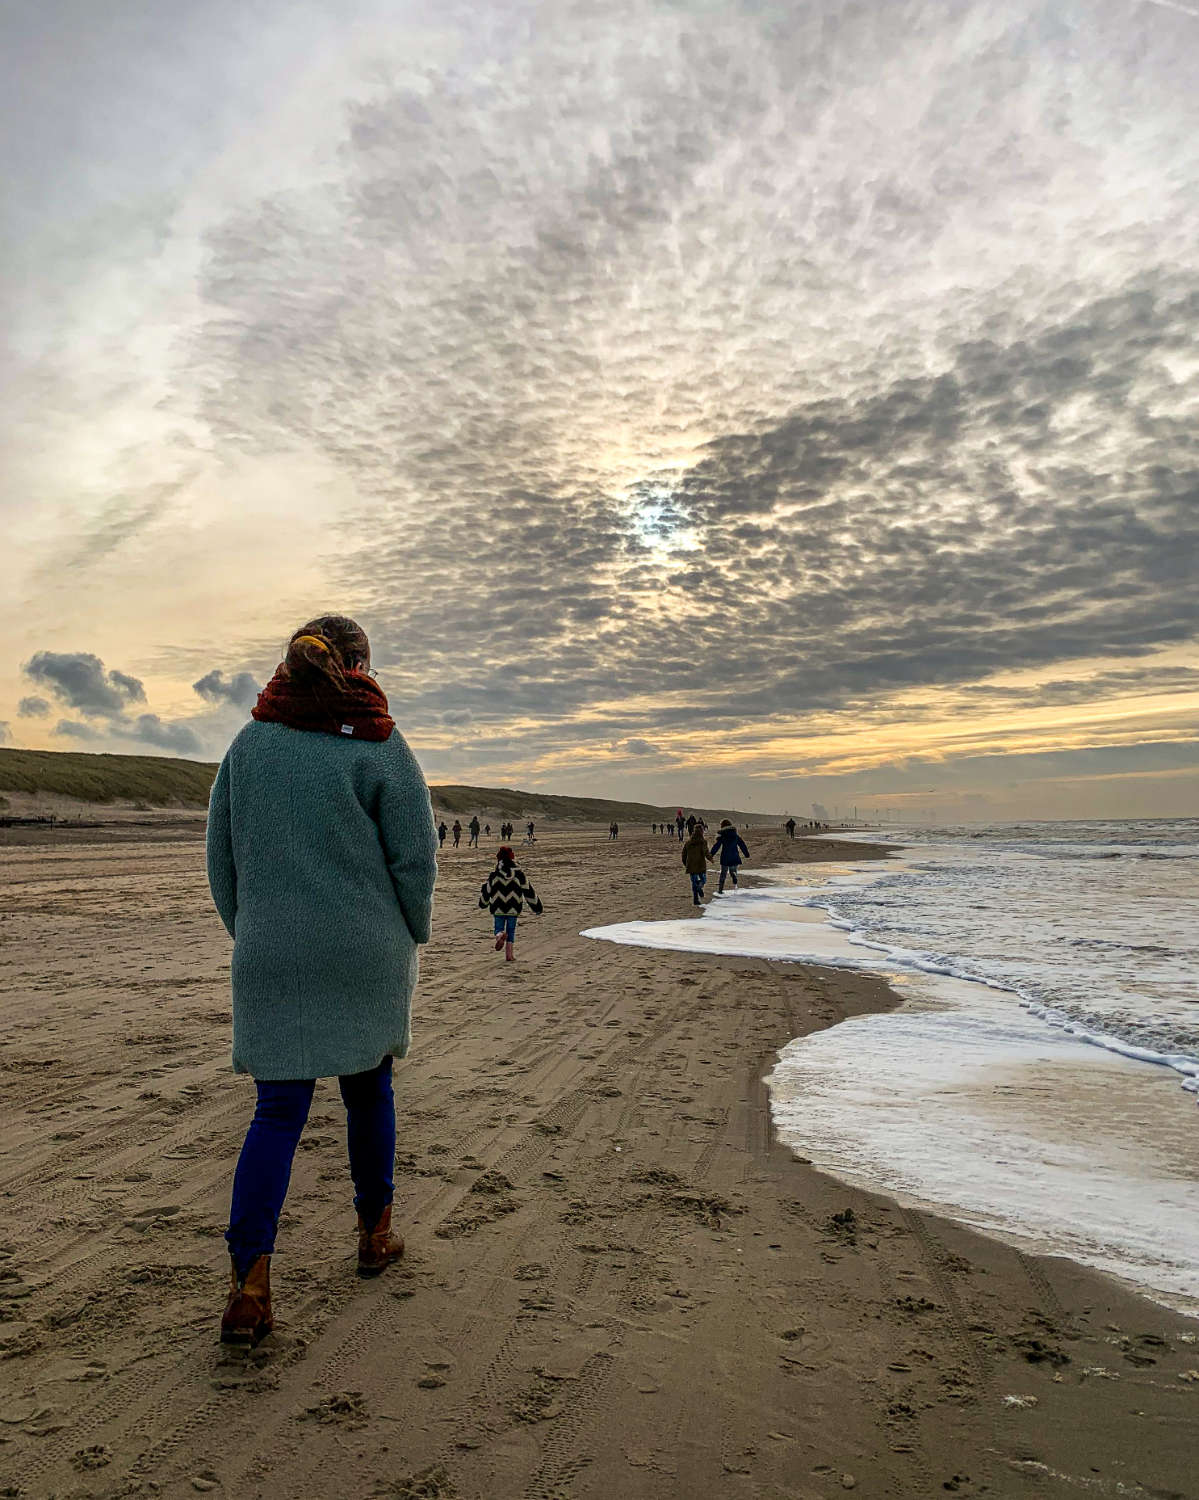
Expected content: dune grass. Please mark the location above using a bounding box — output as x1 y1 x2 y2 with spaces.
0 748 218 807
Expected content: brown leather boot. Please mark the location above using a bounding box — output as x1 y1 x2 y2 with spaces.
357 1205 405 1277
220 1254 273 1346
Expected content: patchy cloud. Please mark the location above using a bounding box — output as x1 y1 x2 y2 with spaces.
17 696 50 718
193 669 260 709
51 711 205 756
129 713 204 755
810 738 1199 804
23 652 145 717
958 668 1199 707
54 719 101 742
621 738 659 757
19 652 207 756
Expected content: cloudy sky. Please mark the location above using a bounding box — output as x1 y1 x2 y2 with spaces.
3 0 1197 820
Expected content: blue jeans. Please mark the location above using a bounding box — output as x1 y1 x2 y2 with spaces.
226 1056 395 1278
718 864 739 892
493 913 517 941
689 872 706 900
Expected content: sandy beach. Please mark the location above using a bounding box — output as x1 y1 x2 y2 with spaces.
1 824 1196 1500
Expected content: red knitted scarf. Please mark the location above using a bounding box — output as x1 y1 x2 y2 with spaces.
251 667 396 742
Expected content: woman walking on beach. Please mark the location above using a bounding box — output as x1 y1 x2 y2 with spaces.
479 844 543 961
681 825 712 905
206 615 437 1346
709 819 750 893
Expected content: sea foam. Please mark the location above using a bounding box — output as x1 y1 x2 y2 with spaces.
583 822 1199 1313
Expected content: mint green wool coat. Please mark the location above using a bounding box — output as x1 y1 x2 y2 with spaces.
206 721 437 1080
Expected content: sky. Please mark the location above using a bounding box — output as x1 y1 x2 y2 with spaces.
2 0 1197 821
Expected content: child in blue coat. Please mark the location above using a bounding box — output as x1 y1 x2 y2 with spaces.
709 820 750 893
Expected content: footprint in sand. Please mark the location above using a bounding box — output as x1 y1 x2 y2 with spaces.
300 1391 369 1427
71 1444 112 1470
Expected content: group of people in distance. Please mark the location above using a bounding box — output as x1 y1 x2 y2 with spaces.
436 816 535 850
651 810 696 839
784 816 827 835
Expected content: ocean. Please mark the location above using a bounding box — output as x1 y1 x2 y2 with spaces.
583 819 1199 1314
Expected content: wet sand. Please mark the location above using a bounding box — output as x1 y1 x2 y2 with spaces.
1 824 1196 1499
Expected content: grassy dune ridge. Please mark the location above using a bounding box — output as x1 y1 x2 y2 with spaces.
0 748 217 808
0 747 759 825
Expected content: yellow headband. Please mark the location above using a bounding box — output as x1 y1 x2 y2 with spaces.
293 634 331 653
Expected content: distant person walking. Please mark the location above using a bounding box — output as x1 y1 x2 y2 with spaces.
686 814 696 835
479 845 543 962
525 821 536 844
468 815 480 848
609 821 619 840
438 821 448 848
785 817 796 839
675 811 685 841
710 819 750 893
206 614 436 1347
681 825 712 906
452 820 462 848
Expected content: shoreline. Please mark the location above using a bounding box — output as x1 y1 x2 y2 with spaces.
1 826 1196 1496
612 849 1199 1318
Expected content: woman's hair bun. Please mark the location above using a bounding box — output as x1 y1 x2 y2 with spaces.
283 615 370 686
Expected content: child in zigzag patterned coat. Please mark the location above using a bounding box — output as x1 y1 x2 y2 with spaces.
479 845 544 962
